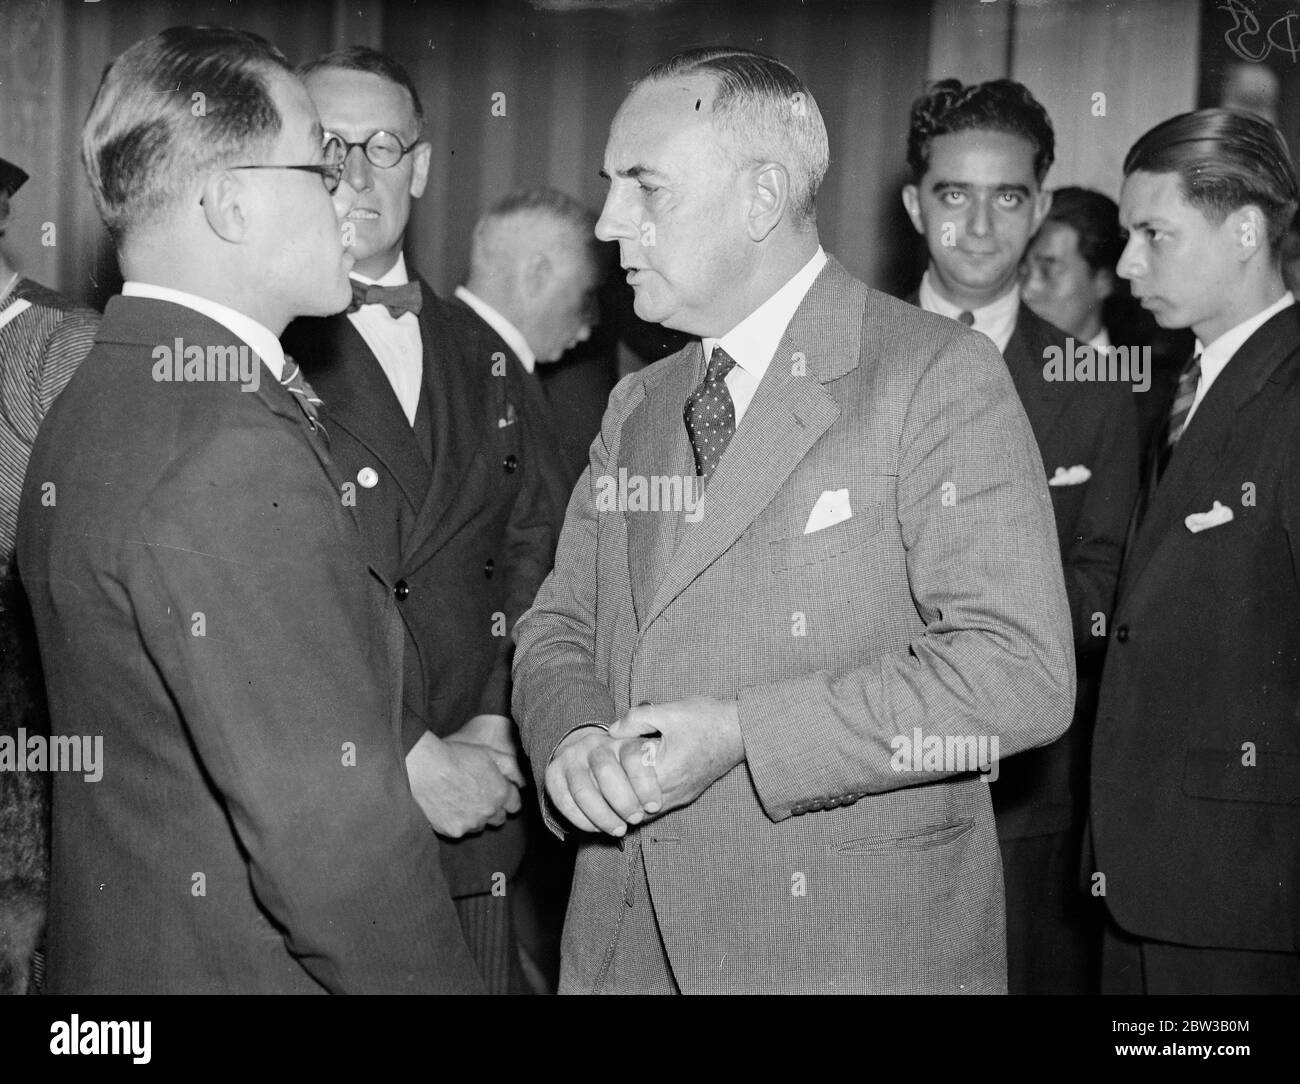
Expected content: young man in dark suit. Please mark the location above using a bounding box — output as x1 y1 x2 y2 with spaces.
901 79 1139 993
16 27 481 993
284 48 560 993
1094 108 1300 993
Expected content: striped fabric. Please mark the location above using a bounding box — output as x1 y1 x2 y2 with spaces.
0 279 99 558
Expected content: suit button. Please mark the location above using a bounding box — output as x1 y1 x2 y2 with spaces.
503 454 518 473
1115 625 1129 642
394 579 410 601
484 558 495 578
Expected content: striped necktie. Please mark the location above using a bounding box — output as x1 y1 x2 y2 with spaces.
280 355 327 439
684 346 737 485
1157 353 1201 480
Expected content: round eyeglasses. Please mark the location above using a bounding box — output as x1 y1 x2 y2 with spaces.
323 130 418 170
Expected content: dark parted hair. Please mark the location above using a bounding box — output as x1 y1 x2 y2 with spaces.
1123 108 1299 251
82 26 292 244
635 46 829 227
1043 186 1123 273
299 46 424 133
907 78 1055 185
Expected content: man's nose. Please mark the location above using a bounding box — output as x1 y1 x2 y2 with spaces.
332 177 360 222
1117 236 1143 281
342 145 374 194
1019 260 1043 300
968 196 992 238
595 189 635 244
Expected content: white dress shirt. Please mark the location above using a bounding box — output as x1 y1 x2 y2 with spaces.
918 270 1020 355
454 285 537 374
1088 326 1112 352
348 253 424 426
702 246 828 427
121 280 285 380
1186 291 1296 427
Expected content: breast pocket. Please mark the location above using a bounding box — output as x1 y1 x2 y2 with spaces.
770 504 889 571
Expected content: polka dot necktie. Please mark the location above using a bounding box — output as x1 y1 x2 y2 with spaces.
684 345 737 485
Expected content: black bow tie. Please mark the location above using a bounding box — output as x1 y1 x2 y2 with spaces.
348 279 422 319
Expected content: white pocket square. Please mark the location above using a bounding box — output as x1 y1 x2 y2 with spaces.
498 402 517 428
1185 500 1234 533
1048 464 1092 487
804 488 852 534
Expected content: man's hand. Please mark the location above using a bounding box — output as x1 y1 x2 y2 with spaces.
405 729 523 838
544 725 662 836
608 696 744 818
446 713 522 785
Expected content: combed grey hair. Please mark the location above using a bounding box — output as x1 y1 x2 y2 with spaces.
636 46 829 228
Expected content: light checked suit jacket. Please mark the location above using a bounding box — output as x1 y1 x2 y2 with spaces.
513 257 1076 993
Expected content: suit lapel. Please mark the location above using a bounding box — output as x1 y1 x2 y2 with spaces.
294 313 432 510
1002 307 1068 455
639 258 859 632
622 345 702 629
1121 308 1300 594
405 280 488 572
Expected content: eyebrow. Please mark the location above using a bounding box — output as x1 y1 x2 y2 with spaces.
929 180 1032 196
598 165 668 182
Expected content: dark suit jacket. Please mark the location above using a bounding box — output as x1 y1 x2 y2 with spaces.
1092 304 1300 952
904 292 1139 839
516 258 1075 992
995 304 1139 838
446 295 575 525
16 297 481 993
284 279 559 896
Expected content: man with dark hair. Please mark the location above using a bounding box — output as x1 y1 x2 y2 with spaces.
284 47 561 993
512 46 1075 994
1021 186 1123 350
1022 186 1193 478
1093 107 1300 994
17 26 481 993
901 79 1139 993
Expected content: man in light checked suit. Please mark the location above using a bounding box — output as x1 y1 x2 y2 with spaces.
511 46 1076 994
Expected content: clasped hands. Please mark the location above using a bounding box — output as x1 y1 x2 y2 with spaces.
405 713 525 838
544 695 745 836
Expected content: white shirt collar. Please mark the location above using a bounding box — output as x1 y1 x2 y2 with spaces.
1088 326 1112 352
918 270 1021 354
1196 291 1296 376
703 246 828 377
455 285 536 374
351 251 410 288
121 280 285 380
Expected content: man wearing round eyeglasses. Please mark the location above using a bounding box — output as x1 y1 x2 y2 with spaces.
17 27 482 993
285 47 562 994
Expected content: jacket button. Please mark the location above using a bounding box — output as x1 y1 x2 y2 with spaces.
483 558 495 578
394 579 410 601
503 454 518 473
1115 625 1129 642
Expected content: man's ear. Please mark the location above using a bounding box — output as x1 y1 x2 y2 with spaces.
746 162 789 241
200 170 248 243
1030 187 1053 235
409 141 432 200
522 251 551 302
1094 266 1117 303
1231 205 1267 262
901 185 924 235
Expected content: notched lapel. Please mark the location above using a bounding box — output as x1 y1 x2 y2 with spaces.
621 350 699 629
641 260 861 631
